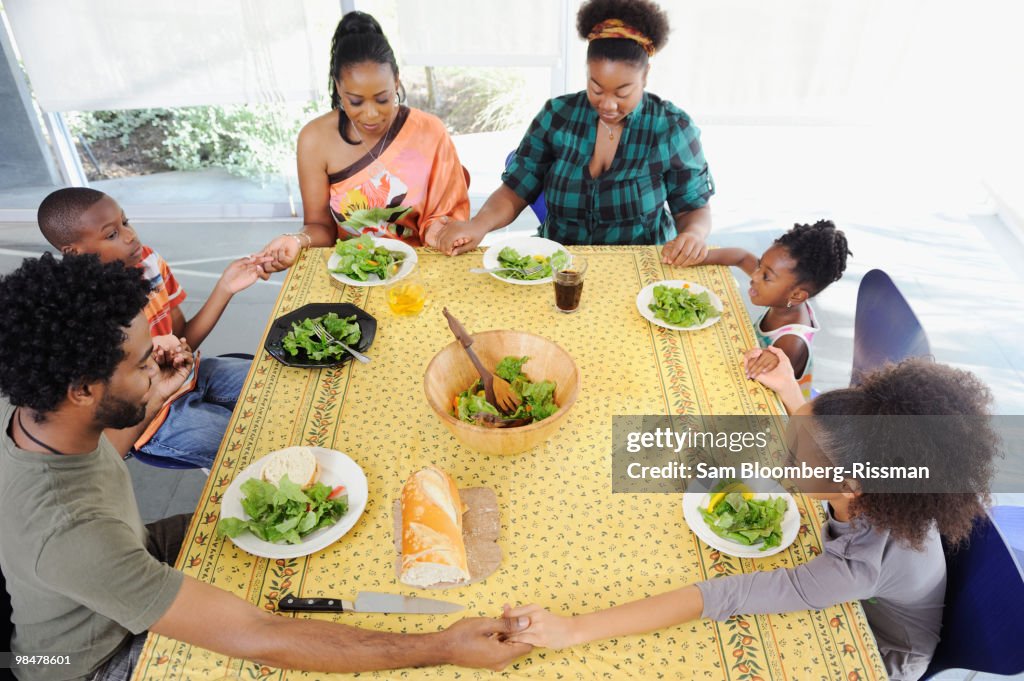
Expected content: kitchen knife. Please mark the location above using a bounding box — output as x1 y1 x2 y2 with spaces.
277 592 464 614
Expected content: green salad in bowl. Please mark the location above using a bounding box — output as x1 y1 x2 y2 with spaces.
453 355 559 425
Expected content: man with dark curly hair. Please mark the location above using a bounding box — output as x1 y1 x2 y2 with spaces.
0 254 531 681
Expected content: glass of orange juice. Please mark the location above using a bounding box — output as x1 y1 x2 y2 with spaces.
385 267 428 316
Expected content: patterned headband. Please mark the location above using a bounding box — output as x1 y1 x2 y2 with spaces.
586 19 656 56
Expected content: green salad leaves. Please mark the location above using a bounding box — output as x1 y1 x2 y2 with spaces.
495 247 569 280
217 476 348 545
281 312 361 361
649 285 721 327
699 493 787 550
453 355 560 424
330 235 406 281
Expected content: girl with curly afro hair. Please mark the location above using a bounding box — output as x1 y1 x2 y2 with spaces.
436 0 715 265
504 355 999 681
704 219 852 397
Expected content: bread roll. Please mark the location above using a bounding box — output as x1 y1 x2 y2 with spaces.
400 467 470 587
260 446 319 489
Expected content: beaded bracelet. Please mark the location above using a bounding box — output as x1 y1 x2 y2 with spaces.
285 232 313 249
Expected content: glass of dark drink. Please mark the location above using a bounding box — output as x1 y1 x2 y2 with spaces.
553 254 587 313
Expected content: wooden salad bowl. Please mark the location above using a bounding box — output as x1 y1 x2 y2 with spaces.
423 330 580 456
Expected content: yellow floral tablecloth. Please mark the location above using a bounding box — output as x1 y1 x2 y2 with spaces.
133 246 885 681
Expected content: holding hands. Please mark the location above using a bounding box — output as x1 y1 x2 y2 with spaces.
150 335 194 400
501 603 577 651
432 218 488 256
217 255 273 294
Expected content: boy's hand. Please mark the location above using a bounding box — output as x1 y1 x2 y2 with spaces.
502 603 577 651
258 235 303 273
218 255 273 295
744 347 781 379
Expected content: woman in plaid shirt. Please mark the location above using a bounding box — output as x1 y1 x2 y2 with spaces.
437 0 715 266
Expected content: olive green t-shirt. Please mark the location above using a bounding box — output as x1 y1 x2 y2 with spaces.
0 398 184 681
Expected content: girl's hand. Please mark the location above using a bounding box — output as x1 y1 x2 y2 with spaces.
502 603 578 650
218 255 273 294
748 346 799 393
258 234 304 273
744 347 781 379
662 232 709 267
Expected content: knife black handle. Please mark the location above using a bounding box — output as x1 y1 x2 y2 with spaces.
277 594 348 613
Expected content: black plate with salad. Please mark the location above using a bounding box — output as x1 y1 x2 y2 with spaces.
264 302 377 368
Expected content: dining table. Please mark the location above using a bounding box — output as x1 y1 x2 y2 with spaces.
131 244 886 681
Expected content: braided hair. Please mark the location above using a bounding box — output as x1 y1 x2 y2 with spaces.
328 11 406 144
576 0 670 67
775 220 851 295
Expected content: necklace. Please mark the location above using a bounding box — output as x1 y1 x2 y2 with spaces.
16 409 69 456
352 112 397 164
599 119 620 140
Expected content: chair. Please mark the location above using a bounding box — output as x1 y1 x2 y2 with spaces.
922 509 1024 679
130 353 253 471
851 269 931 385
504 151 547 224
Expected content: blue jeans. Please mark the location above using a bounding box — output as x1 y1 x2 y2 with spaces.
136 356 250 467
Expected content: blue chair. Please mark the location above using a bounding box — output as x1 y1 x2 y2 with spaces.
504 151 547 224
129 353 253 471
922 508 1024 679
851 269 931 385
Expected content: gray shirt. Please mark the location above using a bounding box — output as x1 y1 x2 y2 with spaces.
0 398 183 681
697 503 944 681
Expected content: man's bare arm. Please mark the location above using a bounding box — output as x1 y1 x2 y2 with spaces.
151 576 531 673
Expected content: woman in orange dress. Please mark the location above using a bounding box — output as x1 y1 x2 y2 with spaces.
259 11 469 271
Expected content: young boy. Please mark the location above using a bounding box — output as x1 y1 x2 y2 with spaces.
37 187 269 467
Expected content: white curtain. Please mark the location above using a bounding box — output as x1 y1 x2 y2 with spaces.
395 0 563 66
4 0 340 111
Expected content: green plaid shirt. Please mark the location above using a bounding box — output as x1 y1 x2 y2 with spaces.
503 91 714 245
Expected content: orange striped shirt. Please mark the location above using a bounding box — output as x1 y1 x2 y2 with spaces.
138 246 186 336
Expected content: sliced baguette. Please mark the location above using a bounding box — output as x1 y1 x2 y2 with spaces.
260 446 319 490
399 466 470 587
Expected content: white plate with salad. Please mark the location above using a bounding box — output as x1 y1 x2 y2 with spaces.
636 280 724 331
327 235 417 287
219 447 368 559
681 483 800 558
480 235 570 286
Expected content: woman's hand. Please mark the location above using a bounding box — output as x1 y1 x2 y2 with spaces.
662 231 709 267
502 603 578 651
434 219 488 256
257 234 304 273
